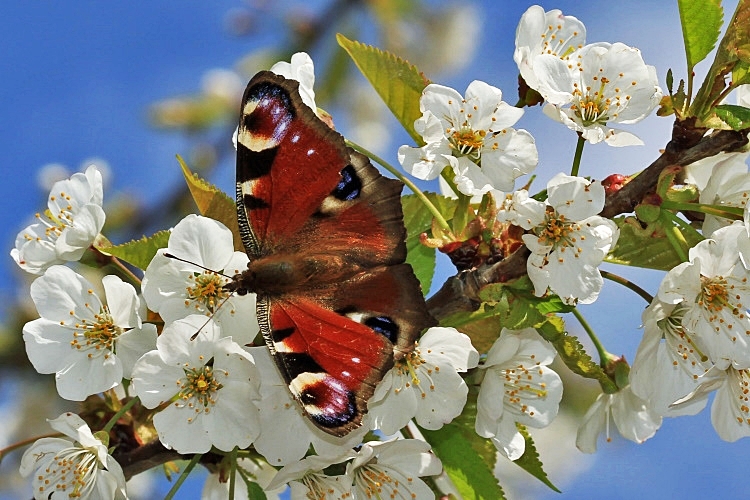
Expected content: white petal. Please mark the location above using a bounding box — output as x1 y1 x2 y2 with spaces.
419 84 464 127
30 265 100 323
115 324 158 379
492 415 526 460
167 214 235 271
611 387 662 444
131 350 183 408
367 372 419 435
154 404 212 454
55 350 122 401
602 128 645 147
11 221 61 274
55 204 105 259
23 319 80 374
547 173 605 220
476 371 507 435
19 437 70 477
398 142 451 181
414 364 468 430
419 327 479 371
576 394 608 453
711 369 750 442
102 275 140 329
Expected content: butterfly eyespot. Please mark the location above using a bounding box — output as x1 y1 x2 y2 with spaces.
291 372 357 428
332 164 362 201
364 315 399 343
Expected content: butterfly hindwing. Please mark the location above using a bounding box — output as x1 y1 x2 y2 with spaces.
235 71 435 436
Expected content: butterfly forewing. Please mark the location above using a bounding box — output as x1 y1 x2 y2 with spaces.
235 71 435 436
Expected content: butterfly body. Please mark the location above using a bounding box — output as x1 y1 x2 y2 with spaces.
231 71 435 436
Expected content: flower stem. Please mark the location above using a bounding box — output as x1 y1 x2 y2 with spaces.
570 135 586 177
229 447 238 499
164 454 202 500
660 210 693 262
601 270 654 304
102 396 140 433
346 139 451 232
572 307 608 364
661 199 744 220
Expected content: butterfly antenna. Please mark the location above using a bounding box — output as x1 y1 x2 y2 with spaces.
163 252 234 280
188 289 239 341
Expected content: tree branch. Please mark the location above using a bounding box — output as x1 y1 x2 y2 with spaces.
601 126 748 218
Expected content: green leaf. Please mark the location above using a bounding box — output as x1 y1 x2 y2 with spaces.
401 193 458 294
691 0 750 119
678 0 723 70
401 194 437 295
96 230 171 271
337 34 430 145
245 481 266 499
513 425 561 492
712 103 750 130
605 216 703 271
422 393 506 500
177 155 241 251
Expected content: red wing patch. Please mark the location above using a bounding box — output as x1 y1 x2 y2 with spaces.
265 297 392 435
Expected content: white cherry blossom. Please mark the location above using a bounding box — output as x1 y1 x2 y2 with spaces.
367 327 479 435
710 366 750 442
629 299 715 416
11 165 105 274
475 327 563 460
534 42 662 146
19 412 127 500
398 81 538 197
514 5 587 92
499 173 619 304
266 452 354 500
346 439 443 500
130 315 261 454
658 223 750 369
141 214 259 345
576 385 662 453
684 152 750 236
23 265 156 401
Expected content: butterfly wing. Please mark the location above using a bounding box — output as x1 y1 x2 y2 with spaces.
259 263 432 435
235 71 435 435
236 71 406 268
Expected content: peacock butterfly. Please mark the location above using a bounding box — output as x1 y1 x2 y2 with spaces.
227 70 436 436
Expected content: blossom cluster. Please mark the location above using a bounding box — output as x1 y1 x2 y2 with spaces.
629 212 750 443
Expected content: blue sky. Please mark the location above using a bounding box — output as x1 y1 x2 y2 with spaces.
2 1 749 499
